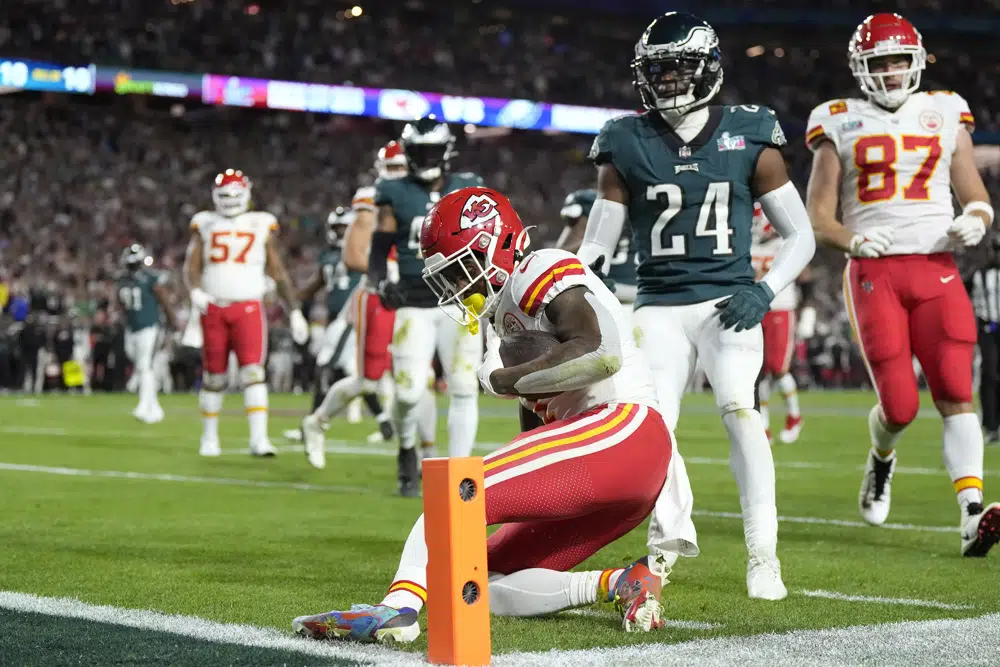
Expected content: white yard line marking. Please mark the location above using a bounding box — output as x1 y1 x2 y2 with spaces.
0 461 960 534
564 608 720 630
0 462 371 495
692 510 957 534
799 590 975 610
2 591 997 667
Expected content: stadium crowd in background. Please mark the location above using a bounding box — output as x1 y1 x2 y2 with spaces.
1 0 998 394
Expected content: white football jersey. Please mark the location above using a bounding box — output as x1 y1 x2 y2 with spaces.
190 210 278 302
491 248 656 423
805 91 974 255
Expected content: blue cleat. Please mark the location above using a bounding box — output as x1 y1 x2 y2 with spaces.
292 604 420 643
609 556 667 632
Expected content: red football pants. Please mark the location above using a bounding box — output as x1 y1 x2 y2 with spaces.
201 299 267 374
483 403 671 574
354 290 395 381
844 254 976 426
762 310 796 376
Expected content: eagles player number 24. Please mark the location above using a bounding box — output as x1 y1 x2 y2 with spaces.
648 181 733 256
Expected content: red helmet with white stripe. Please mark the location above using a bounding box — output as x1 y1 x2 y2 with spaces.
848 13 926 109
213 169 252 217
420 187 531 326
376 140 407 180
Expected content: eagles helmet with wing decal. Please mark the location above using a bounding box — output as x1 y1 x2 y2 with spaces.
631 12 724 116
400 115 456 183
120 244 149 272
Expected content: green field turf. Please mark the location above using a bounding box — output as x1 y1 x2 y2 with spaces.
1 390 999 665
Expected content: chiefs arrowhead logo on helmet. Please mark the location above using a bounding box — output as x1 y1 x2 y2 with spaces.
460 193 501 230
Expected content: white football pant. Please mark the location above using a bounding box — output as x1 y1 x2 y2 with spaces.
390 304 482 457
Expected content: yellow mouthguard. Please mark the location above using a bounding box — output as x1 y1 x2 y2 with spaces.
462 293 486 335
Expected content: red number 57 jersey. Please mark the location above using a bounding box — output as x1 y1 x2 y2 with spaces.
805 91 975 255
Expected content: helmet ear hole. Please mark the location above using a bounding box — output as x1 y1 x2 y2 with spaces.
501 233 513 251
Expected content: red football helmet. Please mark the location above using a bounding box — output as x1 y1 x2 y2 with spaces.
213 169 252 216
376 140 407 180
420 187 531 326
848 13 926 109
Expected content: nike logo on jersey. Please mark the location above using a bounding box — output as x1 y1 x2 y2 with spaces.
940 275 956 284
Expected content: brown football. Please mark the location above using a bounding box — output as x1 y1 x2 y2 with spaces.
499 330 562 400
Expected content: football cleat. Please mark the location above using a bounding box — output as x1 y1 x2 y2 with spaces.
961 502 1000 557
199 436 221 457
398 448 421 498
302 414 327 470
986 430 1000 446
293 604 419 643
779 415 803 443
859 448 895 525
282 428 304 442
746 556 787 600
250 439 277 458
610 556 667 632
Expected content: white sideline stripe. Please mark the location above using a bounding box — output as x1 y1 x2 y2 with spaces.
0 461 961 534
3 591 998 667
692 509 957 534
799 589 975 610
564 608 720 630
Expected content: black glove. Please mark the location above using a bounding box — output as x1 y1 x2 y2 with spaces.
715 283 774 332
378 280 405 310
588 256 616 295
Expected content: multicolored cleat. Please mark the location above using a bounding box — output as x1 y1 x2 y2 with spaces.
609 556 667 632
292 604 420 643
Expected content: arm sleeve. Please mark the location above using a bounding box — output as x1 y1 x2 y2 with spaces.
367 231 395 285
757 181 816 298
577 199 628 268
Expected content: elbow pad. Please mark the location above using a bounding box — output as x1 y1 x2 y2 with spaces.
577 198 627 267
367 231 395 284
758 182 816 297
513 292 622 395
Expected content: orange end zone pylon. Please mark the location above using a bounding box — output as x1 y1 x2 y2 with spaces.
423 457 492 666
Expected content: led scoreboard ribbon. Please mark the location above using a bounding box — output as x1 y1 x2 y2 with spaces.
0 59 95 94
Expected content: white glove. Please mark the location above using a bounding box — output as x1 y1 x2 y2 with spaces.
477 325 512 398
290 308 310 345
848 227 895 258
189 287 215 314
948 214 987 247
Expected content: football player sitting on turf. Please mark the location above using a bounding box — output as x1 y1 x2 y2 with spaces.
291 187 698 643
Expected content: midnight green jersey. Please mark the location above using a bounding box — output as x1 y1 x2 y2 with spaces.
319 248 362 318
608 225 638 287
116 269 166 331
375 172 484 308
591 105 787 307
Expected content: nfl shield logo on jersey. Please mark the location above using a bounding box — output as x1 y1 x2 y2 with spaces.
679 145 692 158
862 280 874 294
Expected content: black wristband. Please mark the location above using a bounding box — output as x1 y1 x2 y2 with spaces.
368 231 395 284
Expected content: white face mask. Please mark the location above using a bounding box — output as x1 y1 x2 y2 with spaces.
851 49 925 109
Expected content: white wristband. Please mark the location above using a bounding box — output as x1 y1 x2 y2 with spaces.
964 201 995 225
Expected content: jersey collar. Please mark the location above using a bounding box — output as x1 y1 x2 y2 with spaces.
652 106 723 156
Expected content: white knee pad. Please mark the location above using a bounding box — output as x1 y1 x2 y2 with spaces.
447 367 479 397
238 364 266 389
202 372 228 392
